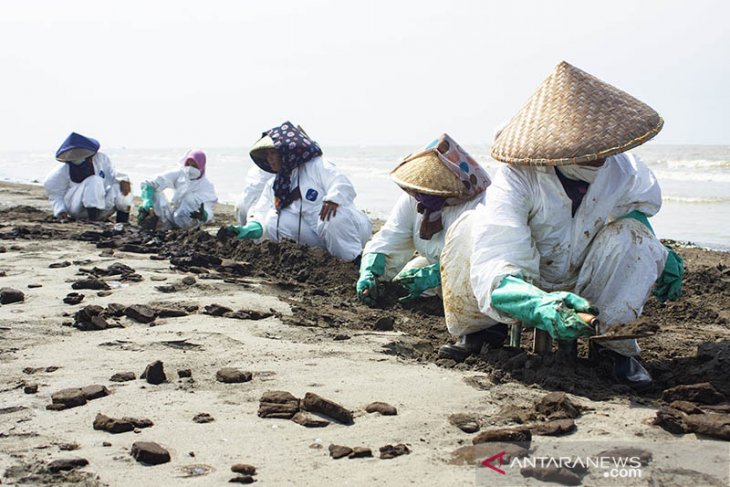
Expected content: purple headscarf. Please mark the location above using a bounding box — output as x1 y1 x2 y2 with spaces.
414 193 447 240
180 149 207 179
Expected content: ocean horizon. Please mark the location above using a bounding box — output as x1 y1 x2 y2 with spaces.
2 143 729 250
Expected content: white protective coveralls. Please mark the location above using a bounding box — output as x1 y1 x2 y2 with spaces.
364 192 485 281
235 166 273 225
249 156 372 261
43 153 131 219
441 152 669 356
144 169 218 230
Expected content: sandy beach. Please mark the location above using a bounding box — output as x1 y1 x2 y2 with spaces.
2 180 730 486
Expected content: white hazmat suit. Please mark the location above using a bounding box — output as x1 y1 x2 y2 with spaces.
364 193 485 280
44 153 132 219
144 168 218 230
249 156 371 261
235 166 273 225
441 152 668 356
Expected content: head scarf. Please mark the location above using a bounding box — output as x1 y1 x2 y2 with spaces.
414 193 447 240
68 158 95 183
254 121 323 211
180 149 207 178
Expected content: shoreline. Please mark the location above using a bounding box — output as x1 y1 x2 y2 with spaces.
1 180 730 485
3 177 728 251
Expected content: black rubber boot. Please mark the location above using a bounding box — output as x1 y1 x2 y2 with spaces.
84 207 99 221
116 211 129 224
594 344 653 391
438 324 508 362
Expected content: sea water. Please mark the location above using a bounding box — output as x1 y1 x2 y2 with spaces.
1 144 728 249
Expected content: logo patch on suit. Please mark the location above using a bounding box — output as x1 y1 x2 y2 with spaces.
99 170 105 178
305 189 319 201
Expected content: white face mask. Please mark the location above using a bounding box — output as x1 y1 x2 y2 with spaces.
183 166 201 180
557 164 601 183
69 159 87 166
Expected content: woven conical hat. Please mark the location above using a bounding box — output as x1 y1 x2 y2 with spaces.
490 61 663 166
391 151 465 197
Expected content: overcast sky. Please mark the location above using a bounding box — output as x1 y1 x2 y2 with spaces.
0 0 727 151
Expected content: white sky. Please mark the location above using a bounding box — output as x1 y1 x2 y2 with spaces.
0 0 728 151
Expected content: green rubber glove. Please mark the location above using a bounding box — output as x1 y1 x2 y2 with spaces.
140 183 156 211
189 203 208 222
491 275 598 341
621 210 684 302
227 221 263 240
356 253 385 307
393 261 441 302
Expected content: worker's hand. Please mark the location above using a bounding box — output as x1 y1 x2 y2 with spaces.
356 275 381 307
139 183 156 211
491 276 597 341
393 263 441 302
119 180 131 196
654 247 684 302
189 203 208 222
56 212 71 221
356 253 386 307
220 222 263 240
319 201 338 221
136 207 154 223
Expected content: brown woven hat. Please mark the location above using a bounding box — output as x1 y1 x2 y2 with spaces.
390 134 490 200
490 61 663 166
391 151 464 197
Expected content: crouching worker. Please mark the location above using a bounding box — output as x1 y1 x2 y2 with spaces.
44 132 132 222
137 149 217 230
438 62 683 391
356 134 490 305
221 122 371 261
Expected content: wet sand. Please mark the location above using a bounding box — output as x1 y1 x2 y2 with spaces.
1 181 730 486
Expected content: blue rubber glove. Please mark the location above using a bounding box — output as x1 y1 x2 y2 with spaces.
621 210 684 302
227 222 263 240
356 253 385 307
393 262 441 302
491 275 598 341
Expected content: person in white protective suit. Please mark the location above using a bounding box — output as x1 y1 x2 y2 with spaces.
438 62 684 390
219 121 372 262
137 149 218 230
356 134 491 305
234 166 273 225
44 132 133 222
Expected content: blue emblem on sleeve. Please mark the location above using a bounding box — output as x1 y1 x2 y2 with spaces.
99 170 105 178
305 189 319 201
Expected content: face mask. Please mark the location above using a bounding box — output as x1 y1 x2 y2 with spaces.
69 159 87 166
183 166 201 180
557 164 601 183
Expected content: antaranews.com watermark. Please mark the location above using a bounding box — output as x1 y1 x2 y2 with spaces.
474 439 729 486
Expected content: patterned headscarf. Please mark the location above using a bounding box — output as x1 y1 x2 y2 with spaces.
265 122 323 211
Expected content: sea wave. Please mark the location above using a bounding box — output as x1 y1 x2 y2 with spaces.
651 170 730 183
649 159 730 169
663 196 730 204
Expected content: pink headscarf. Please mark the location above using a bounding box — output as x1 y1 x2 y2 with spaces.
180 149 207 178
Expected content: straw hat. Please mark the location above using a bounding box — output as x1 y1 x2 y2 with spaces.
490 61 663 166
390 134 491 200
391 151 465 198
249 135 276 167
